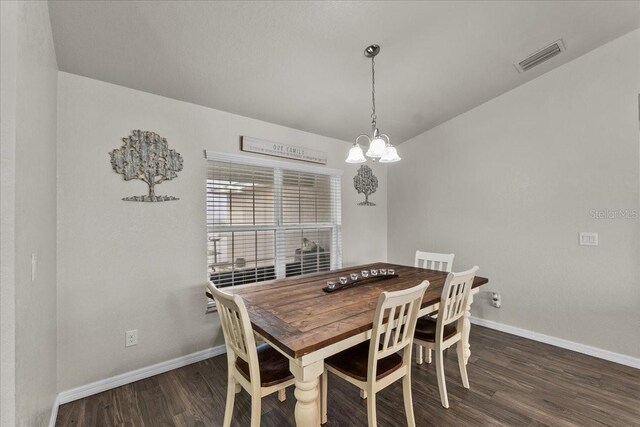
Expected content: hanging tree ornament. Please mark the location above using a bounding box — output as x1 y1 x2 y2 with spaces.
109 130 184 202
353 165 378 206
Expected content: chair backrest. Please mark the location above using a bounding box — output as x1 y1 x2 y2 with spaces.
414 251 455 272
437 266 479 330
207 282 260 382
368 280 430 380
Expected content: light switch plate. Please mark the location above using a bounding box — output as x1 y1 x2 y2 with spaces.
579 232 598 246
31 253 37 282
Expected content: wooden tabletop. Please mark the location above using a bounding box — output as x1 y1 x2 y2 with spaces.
226 262 489 359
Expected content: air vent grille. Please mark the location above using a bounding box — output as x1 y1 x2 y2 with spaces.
515 39 565 73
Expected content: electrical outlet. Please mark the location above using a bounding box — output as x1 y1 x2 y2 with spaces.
125 330 138 347
491 292 502 308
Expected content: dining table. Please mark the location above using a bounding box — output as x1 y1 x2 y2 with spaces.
225 262 489 427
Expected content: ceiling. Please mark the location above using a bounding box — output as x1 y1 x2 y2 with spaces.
48 1 640 144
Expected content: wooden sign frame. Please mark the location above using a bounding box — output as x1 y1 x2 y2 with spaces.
240 136 327 164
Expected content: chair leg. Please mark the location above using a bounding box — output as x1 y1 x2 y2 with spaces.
425 348 432 364
435 349 449 408
250 394 261 427
278 388 286 402
366 391 377 427
402 373 416 427
359 389 367 399
457 342 470 389
223 374 236 427
321 371 328 424
416 344 423 365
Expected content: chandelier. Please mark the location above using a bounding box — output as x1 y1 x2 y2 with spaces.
346 44 400 164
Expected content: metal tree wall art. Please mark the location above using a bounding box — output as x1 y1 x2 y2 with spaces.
110 130 184 202
354 165 378 206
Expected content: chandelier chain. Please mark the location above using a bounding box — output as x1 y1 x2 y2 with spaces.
371 56 377 127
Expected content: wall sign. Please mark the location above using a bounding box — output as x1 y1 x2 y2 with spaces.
241 136 327 164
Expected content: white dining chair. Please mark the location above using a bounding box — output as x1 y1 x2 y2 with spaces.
414 250 455 272
208 282 294 427
413 266 479 408
321 280 429 427
414 250 455 364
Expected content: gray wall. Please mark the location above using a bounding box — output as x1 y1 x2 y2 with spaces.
0 3 18 424
56 72 387 391
388 30 640 359
1 1 59 426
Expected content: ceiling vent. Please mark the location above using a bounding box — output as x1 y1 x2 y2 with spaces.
515 39 565 73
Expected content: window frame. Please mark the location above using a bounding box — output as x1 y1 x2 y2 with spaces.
204 151 343 312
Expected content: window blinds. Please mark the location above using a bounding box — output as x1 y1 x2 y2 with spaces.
206 157 341 288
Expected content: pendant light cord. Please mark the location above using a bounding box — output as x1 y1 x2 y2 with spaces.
371 56 377 130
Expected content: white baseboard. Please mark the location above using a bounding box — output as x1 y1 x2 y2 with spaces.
48 394 60 427
56 344 226 407
470 316 640 369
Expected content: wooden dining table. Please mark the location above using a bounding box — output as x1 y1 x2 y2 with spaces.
225 262 489 427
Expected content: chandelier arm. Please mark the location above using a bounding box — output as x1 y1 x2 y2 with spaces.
355 134 371 145
379 134 390 144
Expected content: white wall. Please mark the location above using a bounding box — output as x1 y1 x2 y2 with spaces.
0 3 19 424
1 1 59 426
388 30 640 359
56 72 387 391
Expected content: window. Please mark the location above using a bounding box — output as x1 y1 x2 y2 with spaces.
205 152 342 294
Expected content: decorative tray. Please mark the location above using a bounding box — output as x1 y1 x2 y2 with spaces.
322 269 398 293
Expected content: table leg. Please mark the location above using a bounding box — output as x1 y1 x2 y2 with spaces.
289 359 323 427
462 292 474 365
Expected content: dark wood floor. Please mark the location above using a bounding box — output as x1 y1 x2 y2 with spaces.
56 326 640 426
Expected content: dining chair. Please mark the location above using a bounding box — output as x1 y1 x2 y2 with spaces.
413 266 479 408
414 250 455 365
414 250 455 272
208 282 295 427
321 280 429 427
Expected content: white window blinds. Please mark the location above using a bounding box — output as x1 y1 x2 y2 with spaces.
206 154 342 289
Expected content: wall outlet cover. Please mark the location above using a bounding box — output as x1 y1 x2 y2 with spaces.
125 330 138 347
